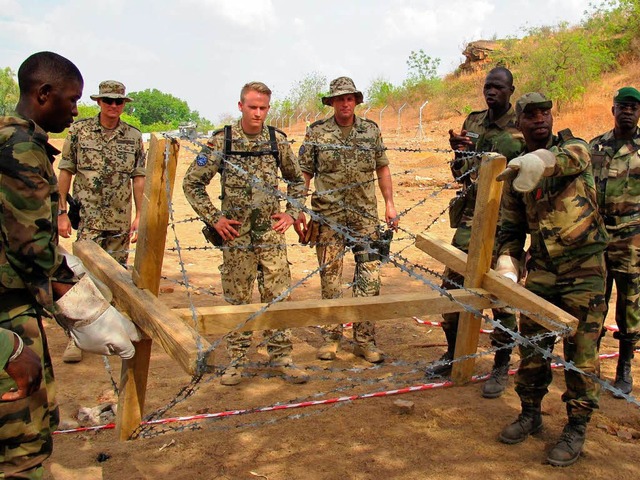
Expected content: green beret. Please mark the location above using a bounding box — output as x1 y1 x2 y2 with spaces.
614 86 640 104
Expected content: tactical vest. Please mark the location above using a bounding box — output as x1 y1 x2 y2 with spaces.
219 125 280 173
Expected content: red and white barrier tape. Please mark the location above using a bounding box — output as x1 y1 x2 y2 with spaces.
54 349 629 436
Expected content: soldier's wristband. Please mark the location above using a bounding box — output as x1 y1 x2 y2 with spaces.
8 332 24 363
57 209 68 215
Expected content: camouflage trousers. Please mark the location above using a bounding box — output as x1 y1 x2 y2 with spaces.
77 227 131 265
0 294 58 480
442 223 518 348
604 234 640 343
315 226 380 346
516 254 606 422
220 229 292 362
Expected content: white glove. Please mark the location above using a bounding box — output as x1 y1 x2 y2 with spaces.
496 149 557 193
495 255 520 283
61 251 113 302
55 276 140 359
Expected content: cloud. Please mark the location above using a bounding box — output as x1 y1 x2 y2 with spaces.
190 0 277 30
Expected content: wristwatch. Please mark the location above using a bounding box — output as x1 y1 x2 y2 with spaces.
57 209 67 215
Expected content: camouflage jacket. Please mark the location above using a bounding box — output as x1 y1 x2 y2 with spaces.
183 121 304 232
498 131 608 274
59 115 146 231
0 116 71 312
449 106 524 250
299 115 389 230
590 127 640 272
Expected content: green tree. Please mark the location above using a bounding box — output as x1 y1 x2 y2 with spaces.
366 77 398 107
516 23 615 109
289 72 327 113
584 0 640 60
125 88 198 127
406 49 441 83
0 67 18 116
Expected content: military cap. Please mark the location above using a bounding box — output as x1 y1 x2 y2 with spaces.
515 92 553 117
613 86 640 104
322 77 364 106
90 80 133 102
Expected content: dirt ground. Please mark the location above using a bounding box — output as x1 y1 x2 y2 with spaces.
42 72 640 480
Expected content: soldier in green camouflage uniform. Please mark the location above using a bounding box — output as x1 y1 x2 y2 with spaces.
183 82 308 386
0 51 138 480
297 77 399 364
496 93 608 467
58 80 146 267
590 86 640 397
428 67 525 399
0 52 83 480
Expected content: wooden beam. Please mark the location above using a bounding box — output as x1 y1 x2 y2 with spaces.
173 289 496 335
132 135 179 295
414 232 578 332
74 240 207 375
451 154 506 384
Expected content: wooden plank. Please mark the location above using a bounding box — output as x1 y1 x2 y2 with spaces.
173 289 496 335
414 232 578 332
73 240 207 375
451 154 506 384
132 134 179 295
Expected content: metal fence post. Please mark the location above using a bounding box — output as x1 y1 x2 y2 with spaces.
416 100 429 140
397 102 407 133
379 105 387 130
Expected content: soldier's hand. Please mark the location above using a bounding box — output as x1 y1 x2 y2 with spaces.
385 204 399 231
271 213 295 233
130 216 140 244
58 213 72 239
449 129 473 152
2 338 43 402
293 213 307 242
215 217 242 241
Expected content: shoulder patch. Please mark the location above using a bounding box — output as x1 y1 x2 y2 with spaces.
196 153 208 167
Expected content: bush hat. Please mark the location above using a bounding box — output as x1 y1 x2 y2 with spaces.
90 80 133 102
322 77 364 106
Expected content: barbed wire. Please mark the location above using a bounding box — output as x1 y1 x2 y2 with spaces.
86 132 638 441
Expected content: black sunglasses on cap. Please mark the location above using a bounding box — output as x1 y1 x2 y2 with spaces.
101 98 125 106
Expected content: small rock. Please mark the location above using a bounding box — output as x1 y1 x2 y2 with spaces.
58 417 80 430
393 399 415 415
160 286 175 294
617 429 634 440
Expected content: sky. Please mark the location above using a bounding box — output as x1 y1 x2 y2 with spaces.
0 0 596 122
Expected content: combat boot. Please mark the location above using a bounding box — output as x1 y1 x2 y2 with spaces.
425 328 456 378
547 420 586 467
353 343 384 363
317 339 340 360
220 365 244 386
499 403 542 444
613 340 634 398
63 338 83 363
270 356 310 384
482 348 511 399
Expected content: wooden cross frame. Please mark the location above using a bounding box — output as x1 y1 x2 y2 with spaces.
72 138 578 441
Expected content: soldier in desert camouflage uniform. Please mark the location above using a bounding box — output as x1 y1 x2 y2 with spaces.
56 80 145 363
296 77 399 364
427 67 525 399
0 52 138 480
496 93 608 467
183 81 308 386
590 86 640 397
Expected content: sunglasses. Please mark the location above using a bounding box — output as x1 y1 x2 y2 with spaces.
101 98 125 106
